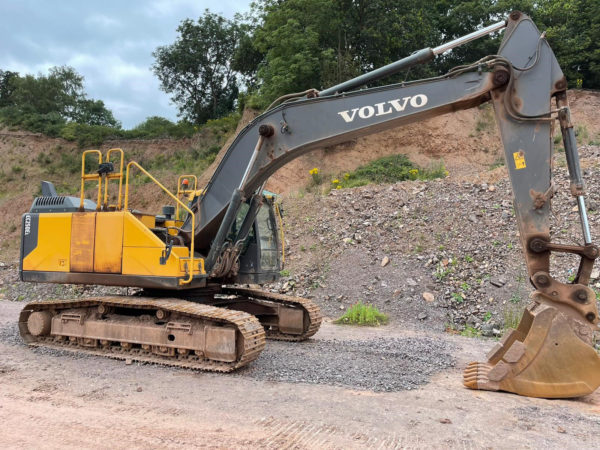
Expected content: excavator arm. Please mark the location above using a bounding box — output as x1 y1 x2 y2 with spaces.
186 11 600 398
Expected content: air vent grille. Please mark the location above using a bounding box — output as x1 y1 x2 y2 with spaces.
34 196 67 206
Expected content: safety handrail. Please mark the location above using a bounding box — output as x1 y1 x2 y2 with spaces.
176 174 198 220
80 150 103 211
79 148 126 211
124 161 197 285
104 148 124 210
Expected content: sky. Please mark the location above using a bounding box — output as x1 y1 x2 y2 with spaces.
0 0 251 128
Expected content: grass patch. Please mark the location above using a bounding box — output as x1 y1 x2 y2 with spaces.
335 301 389 326
329 154 447 190
461 325 481 338
489 156 504 169
503 306 523 331
473 104 495 134
575 124 589 143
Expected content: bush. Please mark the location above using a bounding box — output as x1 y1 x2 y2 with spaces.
128 116 196 139
334 301 389 326
331 154 447 190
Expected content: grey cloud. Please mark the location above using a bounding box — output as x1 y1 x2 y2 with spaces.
0 0 250 128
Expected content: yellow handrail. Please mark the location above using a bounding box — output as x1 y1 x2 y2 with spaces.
104 148 124 210
176 174 198 219
124 161 197 285
80 150 102 211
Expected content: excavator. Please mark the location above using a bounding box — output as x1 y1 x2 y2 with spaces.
18 12 600 398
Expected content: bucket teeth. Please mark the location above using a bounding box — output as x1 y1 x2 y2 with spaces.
463 301 600 398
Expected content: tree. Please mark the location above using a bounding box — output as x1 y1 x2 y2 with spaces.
251 0 339 102
0 66 120 135
0 70 19 108
152 10 242 124
73 99 120 128
534 0 600 88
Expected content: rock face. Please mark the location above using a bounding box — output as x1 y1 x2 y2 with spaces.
268 145 600 333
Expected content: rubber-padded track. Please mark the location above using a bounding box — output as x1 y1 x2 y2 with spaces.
19 296 266 372
222 287 322 341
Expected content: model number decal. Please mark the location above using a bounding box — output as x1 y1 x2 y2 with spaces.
24 214 31 236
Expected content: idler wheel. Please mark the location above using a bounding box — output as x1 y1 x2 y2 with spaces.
27 311 52 336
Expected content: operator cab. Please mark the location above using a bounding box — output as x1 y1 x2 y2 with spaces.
229 192 284 284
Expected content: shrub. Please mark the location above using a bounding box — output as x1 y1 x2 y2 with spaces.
335 301 389 326
333 154 447 189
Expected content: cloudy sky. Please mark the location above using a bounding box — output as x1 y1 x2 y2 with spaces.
0 0 251 128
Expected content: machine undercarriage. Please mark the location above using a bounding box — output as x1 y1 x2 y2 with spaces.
20 287 322 371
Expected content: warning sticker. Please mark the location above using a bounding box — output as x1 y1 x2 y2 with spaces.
513 151 526 170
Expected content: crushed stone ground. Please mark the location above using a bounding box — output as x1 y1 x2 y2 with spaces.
0 317 454 392
237 337 456 392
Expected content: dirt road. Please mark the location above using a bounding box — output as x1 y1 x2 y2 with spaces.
1 300 599 449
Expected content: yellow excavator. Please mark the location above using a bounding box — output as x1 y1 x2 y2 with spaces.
18 12 600 397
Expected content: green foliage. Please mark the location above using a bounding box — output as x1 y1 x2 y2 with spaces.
252 0 338 103
238 0 600 109
575 124 589 144
0 70 19 108
0 66 120 134
451 292 464 303
333 154 446 190
435 262 452 281
503 306 524 331
461 325 481 338
129 116 196 139
250 0 440 104
533 0 600 89
335 301 389 326
152 10 242 124
308 167 322 187
509 292 522 304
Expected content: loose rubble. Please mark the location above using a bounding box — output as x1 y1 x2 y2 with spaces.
238 337 456 392
269 145 600 334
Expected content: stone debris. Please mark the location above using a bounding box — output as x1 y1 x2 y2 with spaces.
266 145 600 333
422 292 435 303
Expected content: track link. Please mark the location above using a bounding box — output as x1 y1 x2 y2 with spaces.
19 296 266 372
222 287 322 341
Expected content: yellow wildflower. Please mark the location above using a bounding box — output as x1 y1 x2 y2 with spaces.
336 185 341 189
309 167 319 175
409 169 418 175
343 173 350 180
332 178 339 184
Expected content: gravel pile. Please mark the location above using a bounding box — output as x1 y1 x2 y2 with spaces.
238 337 456 392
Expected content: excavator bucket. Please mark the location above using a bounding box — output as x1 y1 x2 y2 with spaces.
463 298 600 398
